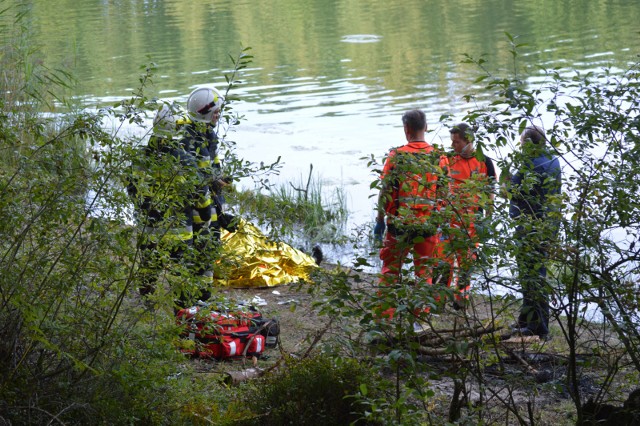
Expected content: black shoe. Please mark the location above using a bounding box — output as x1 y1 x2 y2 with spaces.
501 327 534 340
512 327 536 336
452 300 467 311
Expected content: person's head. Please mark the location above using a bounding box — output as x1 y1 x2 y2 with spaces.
187 86 224 124
520 125 547 146
402 110 427 139
449 123 474 154
153 103 189 139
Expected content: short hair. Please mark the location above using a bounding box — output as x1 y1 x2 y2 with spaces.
402 110 427 133
521 126 547 145
449 123 474 142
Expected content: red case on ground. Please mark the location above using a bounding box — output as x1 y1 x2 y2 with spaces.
176 305 277 359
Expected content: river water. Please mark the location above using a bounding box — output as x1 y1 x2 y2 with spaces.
2 0 639 265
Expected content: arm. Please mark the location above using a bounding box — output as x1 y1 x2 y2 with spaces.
206 125 232 192
376 150 397 222
436 153 451 213
484 157 497 216
376 181 390 223
373 151 397 240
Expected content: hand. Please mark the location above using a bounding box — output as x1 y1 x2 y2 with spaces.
210 178 229 193
219 212 238 232
373 219 386 241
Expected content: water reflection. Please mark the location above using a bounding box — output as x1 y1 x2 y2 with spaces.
341 35 383 44
2 0 639 235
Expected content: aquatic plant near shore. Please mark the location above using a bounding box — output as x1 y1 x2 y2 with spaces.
227 163 349 248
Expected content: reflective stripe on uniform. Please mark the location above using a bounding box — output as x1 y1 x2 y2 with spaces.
192 213 211 225
144 225 193 241
192 205 215 224
196 196 213 209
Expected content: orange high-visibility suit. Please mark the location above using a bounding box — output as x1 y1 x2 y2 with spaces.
377 142 448 318
436 154 494 303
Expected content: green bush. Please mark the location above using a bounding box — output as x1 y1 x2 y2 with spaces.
237 356 376 426
0 6 258 424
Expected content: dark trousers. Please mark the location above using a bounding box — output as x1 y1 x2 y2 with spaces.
514 230 550 336
191 204 220 303
138 237 190 297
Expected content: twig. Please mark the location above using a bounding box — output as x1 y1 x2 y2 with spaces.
509 349 540 376
302 316 334 359
289 163 313 202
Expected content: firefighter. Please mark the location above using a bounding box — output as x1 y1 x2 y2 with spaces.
182 87 234 288
127 103 201 304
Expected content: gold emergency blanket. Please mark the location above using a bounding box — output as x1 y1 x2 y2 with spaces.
213 218 318 288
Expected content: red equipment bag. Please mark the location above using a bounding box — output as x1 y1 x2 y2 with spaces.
176 304 279 359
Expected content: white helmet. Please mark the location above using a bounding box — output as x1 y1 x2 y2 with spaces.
186 87 224 123
152 103 190 138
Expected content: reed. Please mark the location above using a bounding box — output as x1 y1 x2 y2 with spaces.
228 164 348 246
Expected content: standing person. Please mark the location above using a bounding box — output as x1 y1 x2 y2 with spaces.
374 109 447 325
127 104 198 302
183 87 232 294
436 123 496 310
506 125 562 340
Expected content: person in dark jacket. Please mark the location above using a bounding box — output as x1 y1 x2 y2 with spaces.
183 87 234 291
506 125 562 340
127 104 199 301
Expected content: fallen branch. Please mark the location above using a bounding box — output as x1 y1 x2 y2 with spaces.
416 340 478 357
418 324 499 347
509 349 540 376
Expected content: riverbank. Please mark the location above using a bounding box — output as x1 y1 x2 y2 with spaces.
183 262 637 425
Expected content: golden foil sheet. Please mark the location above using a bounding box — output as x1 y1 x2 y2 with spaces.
213 218 318 287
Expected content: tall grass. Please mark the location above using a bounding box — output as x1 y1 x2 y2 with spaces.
228 164 349 247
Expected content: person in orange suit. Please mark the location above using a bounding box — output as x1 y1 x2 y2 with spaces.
435 123 495 310
373 110 448 326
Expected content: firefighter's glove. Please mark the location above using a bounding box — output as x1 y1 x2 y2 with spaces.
210 178 229 193
219 213 238 233
373 219 386 242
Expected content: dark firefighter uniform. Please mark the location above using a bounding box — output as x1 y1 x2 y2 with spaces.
180 121 232 287
127 133 199 299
